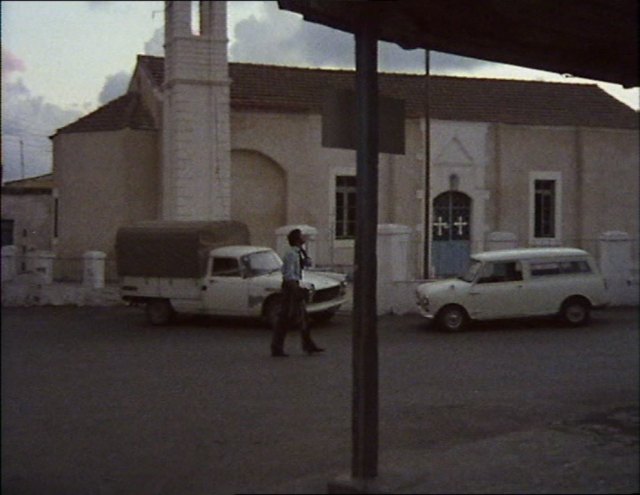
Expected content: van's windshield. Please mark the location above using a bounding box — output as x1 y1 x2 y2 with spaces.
459 259 482 283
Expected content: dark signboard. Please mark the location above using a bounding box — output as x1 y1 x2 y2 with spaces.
322 88 405 155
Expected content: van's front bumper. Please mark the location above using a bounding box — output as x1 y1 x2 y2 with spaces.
418 307 436 319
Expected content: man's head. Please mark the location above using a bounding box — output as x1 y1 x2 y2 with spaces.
287 228 305 247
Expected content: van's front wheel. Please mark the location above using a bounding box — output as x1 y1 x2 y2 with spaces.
146 299 175 326
436 305 468 332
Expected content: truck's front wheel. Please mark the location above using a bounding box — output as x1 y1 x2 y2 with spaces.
146 299 175 326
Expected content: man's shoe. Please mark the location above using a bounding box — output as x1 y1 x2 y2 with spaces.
271 350 289 357
304 347 325 355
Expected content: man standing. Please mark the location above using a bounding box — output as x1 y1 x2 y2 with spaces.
270 228 325 357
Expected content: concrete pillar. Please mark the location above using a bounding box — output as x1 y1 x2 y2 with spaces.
486 231 518 251
83 251 106 289
2 245 17 282
275 225 318 267
599 231 636 306
32 251 55 285
377 224 412 314
162 0 231 221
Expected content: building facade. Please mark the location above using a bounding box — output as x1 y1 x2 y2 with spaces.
44 2 638 281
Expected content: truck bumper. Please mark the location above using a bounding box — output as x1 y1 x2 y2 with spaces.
307 298 347 314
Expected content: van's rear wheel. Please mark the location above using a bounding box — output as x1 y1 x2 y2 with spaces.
146 299 175 326
560 298 590 326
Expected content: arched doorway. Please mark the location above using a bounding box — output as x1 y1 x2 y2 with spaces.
231 150 286 248
432 191 472 277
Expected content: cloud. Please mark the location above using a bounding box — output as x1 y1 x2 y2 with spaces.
2 48 26 76
229 2 489 73
98 71 131 105
84 1 113 11
230 3 353 67
144 26 164 57
1 78 81 182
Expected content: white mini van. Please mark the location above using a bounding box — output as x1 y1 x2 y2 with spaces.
416 248 609 331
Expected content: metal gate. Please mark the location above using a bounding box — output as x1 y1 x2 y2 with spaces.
432 191 471 278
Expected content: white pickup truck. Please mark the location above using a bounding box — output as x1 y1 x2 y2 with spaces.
116 221 347 327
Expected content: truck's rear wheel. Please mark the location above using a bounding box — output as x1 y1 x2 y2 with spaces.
264 297 282 330
146 299 175 326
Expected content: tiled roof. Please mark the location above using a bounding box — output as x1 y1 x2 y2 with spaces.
2 173 53 193
54 92 156 136
139 56 638 129
58 56 638 135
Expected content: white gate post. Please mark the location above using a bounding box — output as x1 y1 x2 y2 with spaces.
377 224 412 314
1 245 17 282
83 251 106 289
34 251 55 285
599 231 636 306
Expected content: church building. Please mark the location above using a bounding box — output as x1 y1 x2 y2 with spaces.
48 1 638 281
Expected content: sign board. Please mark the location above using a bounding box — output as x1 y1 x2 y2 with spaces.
322 88 405 155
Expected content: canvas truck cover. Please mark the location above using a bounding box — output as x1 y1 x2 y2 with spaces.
116 221 250 278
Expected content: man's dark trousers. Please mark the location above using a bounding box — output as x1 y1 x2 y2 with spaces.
271 280 316 353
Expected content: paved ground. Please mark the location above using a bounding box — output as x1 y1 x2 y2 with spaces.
1 305 638 494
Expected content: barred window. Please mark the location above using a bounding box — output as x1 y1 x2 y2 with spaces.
534 180 556 238
335 176 356 239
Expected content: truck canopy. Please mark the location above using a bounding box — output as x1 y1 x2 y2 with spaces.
116 221 250 278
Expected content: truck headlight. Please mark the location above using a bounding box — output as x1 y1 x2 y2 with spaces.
416 290 429 309
306 284 315 302
339 280 348 296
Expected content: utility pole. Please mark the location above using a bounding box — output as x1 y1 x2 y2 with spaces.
423 50 431 279
20 139 25 179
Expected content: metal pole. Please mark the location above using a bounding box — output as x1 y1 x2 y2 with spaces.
352 21 379 480
20 139 25 180
423 50 431 279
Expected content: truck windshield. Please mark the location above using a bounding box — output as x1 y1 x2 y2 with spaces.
243 250 283 277
459 259 481 283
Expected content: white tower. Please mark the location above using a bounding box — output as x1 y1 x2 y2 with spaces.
162 1 231 220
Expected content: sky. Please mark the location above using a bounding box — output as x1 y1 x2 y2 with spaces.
2 0 639 183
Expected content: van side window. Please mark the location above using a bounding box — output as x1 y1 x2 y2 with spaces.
478 262 523 283
212 257 241 276
531 260 592 277
564 260 592 273
530 262 561 276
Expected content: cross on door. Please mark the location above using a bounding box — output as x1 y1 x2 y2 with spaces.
453 216 468 236
433 216 449 237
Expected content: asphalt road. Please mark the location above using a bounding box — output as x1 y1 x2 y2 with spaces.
1 306 638 494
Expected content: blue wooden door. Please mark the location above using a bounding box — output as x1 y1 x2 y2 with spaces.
432 192 471 278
